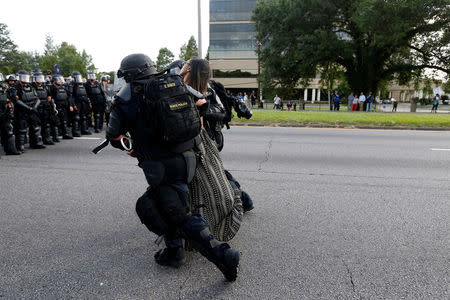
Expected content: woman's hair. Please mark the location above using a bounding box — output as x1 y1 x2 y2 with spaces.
186 57 210 94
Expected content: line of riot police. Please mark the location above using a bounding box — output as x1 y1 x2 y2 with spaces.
0 70 113 157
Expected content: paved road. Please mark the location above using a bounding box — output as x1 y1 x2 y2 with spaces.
1 127 449 299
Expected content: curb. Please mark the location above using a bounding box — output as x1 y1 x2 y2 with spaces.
230 123 450 131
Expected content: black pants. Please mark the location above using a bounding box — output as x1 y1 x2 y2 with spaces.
14 110 43 150
135 155 230 260
92 101 105 130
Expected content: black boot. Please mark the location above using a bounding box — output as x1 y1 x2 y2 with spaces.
72 121 81 137
4 135 21 155
81 119 92 135
182 214 240 282
94 115 100 133
154 247 185 268
30 126 46 149
43 125 54 145
51 126 60 143
15 131 26 153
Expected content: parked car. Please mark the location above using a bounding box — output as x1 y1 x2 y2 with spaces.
381 99 392 104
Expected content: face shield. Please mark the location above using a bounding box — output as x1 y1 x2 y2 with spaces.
34 75 45 83
54 76 64 84
87 73 96 80
73 75 83 83
170 66 182 75
19 74 30 83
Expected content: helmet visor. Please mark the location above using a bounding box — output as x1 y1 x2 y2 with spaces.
87 73 96 80
19 74 30 83
73 75 83 83
35 75 45 83
54 75 64 84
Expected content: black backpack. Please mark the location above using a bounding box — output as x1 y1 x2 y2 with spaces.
142 73 201 143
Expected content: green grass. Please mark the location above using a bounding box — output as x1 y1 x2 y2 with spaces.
231 111 450 128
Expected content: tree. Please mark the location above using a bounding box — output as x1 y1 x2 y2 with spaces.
253 0 450 94
156 47 175 72
0 23 18 74
40 35 58 73
179 36 198 61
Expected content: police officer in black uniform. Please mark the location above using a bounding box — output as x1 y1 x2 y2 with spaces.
0 73 21 155
85 72 106 133
49 75 73 140
11 71 45 151
68 71 91 136
106 53 240 281
33 71 59 145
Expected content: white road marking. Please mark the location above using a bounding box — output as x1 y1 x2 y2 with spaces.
430 148 450 151
74 137 102 140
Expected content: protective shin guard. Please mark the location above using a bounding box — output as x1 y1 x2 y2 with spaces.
42 125 54 145
62 122 73 139
94 114 100 133
135 191 169 237
182 214 240 281
15 131 26 153
51 126 60 142
72 120 81 137
81 119 92 135
30 126 45 149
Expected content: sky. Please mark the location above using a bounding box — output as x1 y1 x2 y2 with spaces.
0 0 210 72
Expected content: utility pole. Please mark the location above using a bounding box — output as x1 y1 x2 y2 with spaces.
257 42 262 107
198 0 202 58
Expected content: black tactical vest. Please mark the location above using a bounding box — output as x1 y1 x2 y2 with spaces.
74 84 87 98
35 85 48 100
89 83 101 95
0 84 7 103
54 86 68 105
21 85 36 105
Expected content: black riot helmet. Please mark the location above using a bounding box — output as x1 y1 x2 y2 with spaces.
87 71 96 81
18 70 30 84
72 71 83 83
117 53 157 83
32 71 45 83
52 75 65 85
6 74 16 82
168 59 186 75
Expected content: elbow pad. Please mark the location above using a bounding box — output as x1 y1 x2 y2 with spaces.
106 109 123 140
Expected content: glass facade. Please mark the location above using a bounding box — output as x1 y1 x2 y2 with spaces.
210 0 258 60
210 0 258 22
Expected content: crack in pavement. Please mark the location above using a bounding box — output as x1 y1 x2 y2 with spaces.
342 260 363 299
178 264 191 300
257 137 273 172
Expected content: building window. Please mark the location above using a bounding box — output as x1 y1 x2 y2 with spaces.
213 69 258 78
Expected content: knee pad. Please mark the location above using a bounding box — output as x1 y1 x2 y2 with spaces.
156 185 190 226
135 190 169 236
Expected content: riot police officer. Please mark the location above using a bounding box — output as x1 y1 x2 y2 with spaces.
33 71 59 145
101 75 114 126
106 53 239 281
11 71 45 151
85 72 106 133
0 73 20 155
49 75 73 140
68 71 91 136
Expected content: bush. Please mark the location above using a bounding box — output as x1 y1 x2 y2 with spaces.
418 97 432 105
